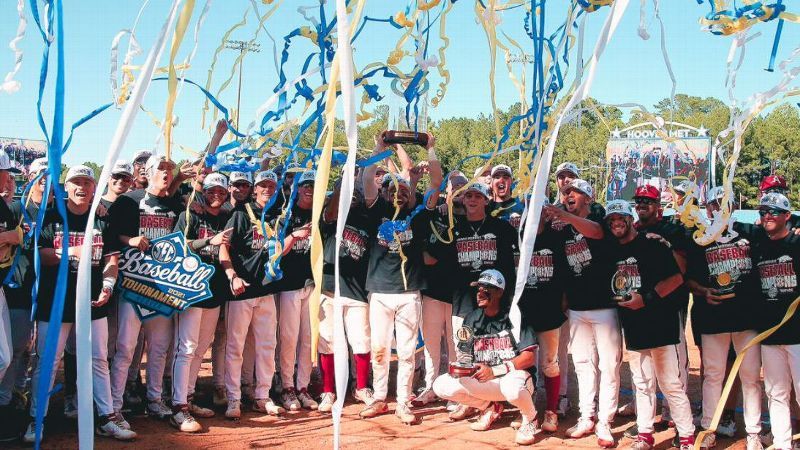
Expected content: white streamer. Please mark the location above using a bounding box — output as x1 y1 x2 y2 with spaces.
74 2 183 449
1 0 27 94
109 0 149 105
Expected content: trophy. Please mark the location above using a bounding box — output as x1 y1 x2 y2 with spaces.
449 326 478 378
384 85 429 147
611 269 636 302
709 267 739 300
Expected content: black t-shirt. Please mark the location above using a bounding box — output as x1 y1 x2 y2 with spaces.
462 307 537 376
109 189 183 241
488 198 524 229
6 200 39 310
321 203 373 303
636 219 690 312
550 217 614 311
422 210 457 303
610 233 681 350
271 205 312 292
753 232 800 345
519 229 568 332
365 198 432 293
686 231 758 334
444 215 517 318
225 202 278 299
37 208 119 323
174 209 231 309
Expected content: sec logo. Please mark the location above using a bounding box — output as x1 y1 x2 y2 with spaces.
151 241 176 263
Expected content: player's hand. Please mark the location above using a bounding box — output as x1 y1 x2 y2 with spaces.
230 276 250 296
375 131 389 151
128 236 150 252
291 223 312 240
424 132 436 150
178 161 196 180
190 201 205 214
619 291 645 310
93 288 112 308
703 287 725 305
793 227 800 236
543 205 566 221
645 232 671 248
96 202 109 218
472 363 495 383
214 118 229 137
210 228 233 246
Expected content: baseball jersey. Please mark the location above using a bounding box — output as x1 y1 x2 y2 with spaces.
5 199 39 310
271 205 313 292
225 201 278 299
462 307 537 373
174 209 231 308
320 202 373 302
421 207 457 303
609 233 681 350
518 228 568 333
753 232 800 345
109 189 183 241
37 207 119 323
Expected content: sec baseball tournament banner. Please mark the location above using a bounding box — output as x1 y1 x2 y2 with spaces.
118 231 215 320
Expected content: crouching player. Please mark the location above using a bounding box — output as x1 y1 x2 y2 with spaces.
433 269 539 446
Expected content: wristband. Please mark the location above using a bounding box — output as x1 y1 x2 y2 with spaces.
490 361 515 377
102 276 116 292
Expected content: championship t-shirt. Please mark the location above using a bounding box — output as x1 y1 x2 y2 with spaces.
270 205 313 292
321 203 373 303
461 307 537 377
225 202 278 299
686 231 758 335
519 229 567 332
37 208 119 323
5 200 39 310
609 233 681 350
109 189 183 241
421 208 457 303
365 197 432 293
174 209 231 308
445 215 517 318
753 232 800 345
636 219 691 312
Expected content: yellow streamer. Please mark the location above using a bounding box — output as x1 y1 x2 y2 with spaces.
163 0 196 161
201 8 249 129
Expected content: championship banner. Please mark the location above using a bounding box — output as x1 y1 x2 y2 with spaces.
605 122 712 203
117 231 215 320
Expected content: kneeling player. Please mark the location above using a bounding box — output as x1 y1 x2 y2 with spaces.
433 270 539 446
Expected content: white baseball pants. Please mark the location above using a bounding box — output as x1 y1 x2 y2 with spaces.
318 294 370 354
420 296 454 390
0 308 33 405
635 310 690 417
762 344 800 450
568 308 622 424
629 344 695 437
31 319 114 417
172 306 220 405
0 290 10 380
110 300 174 410
701 331 762 434
225 295 277 401
278 286 313 390
433 370 537 421
370 291 422 405
558 319 570 396
211 312 226 387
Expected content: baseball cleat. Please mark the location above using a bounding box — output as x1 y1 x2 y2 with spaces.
297 389 318 410
746 433 764 450
470 402 503 431
716 412 737 438
359 400 388 419
281 388 301 411
630 432 654 450
353 388 375 405
318 392 335 413
188 402 215 418
225 399 241 419
113 411 131 430
595 422 615 448
213 386 227 407
616 401 636 417
170 407 202 433
97 414 138 441
395 403 417 425
566 416 595 438
557 395 571 417
410 389 438 407
541 410 558 433
448 404 479 421
253 398 284 416
146 399 172 419
515 421 539 445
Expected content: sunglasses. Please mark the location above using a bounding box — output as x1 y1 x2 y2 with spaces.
231 182 251 189
111 174 132 182
634 198 658 206
759 208 787 217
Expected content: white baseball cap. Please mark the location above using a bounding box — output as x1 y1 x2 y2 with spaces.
254 170 278 186
298 170 316 186
604 200 635 219
132 150 152 164
30 157 48 175
490 164 513 177
0 150 20 173
674 180 692 194
470 269 506 291
556 162 579 178
229 171 252 185
203 172 229 191
65 165 96 183
382 173 411 190
560 178 593 198
144 155 176 173
473 166 491 178
111 160 133 177
760 192 792 212
464 182 490 199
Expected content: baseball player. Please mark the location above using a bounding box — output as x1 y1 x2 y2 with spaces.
131 150 152 191
759 175 800 230
219 170 284 418
604 200 696 450
108 155 183 421
358 132 441 425
432 269 539 446
543 179 619 448
752 193 800 450
23 166 136 443
487 164 524 227
274 170 317 411
224 171 253 213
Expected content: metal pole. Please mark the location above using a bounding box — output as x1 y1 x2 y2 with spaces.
236 55 244 129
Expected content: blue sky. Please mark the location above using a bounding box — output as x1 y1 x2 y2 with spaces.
0 1 797 166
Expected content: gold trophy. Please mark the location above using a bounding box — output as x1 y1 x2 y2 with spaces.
709 267 739 300
449 326 477 378
611 270 636 302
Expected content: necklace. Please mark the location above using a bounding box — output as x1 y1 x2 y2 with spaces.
468 217 486 237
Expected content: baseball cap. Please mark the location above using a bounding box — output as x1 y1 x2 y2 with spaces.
144 155 176 173
490 164 513 177
674 180 691 194
132 150 152 164
473 166 491 178
464 182 490 199
633 184 660 201
760 174 788 193
0 150 20 173
30 157 48 175
707 186 725 203
469 269 506 291
229 171 252 185
605 200 635 219
203 172 229 191
298 170 316 186
111 160 133 177
555 162 579 178
760 192 792 212
560 178 593 198
382 173 411 190
65 165 96 183
254 170 278 186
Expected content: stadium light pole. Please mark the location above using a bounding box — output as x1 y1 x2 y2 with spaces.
225 40 261 129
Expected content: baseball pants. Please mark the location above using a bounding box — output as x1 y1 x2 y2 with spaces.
370 291 422 405
420 296 454 391
242 326 256 388
211 313 226 388
172 306 220 405
278 286 313 390
762 344 800 449
0 290 10 380
318 294 370 354
225 295 277 401
110 300 173 411
568 308 622 424
0 308 33 405
629 344 695 437
701 331 762 434
107 297 146 384
537 328 560 378
433 370 536 422
558 320 570 397
31 319 114 417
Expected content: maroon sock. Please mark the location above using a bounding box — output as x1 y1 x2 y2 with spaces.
545 375 561 412
320 353 335 394
354 353 371 390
